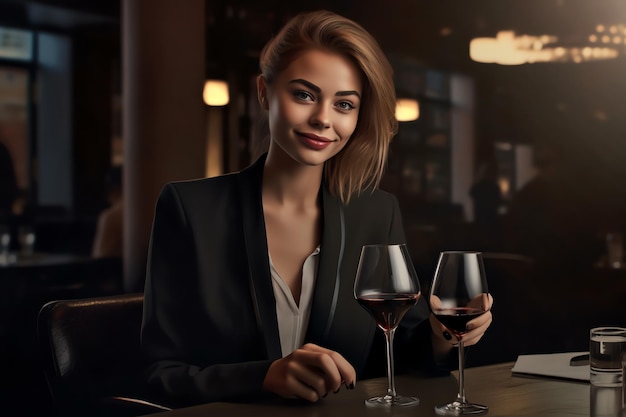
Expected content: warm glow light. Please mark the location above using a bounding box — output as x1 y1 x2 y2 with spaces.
395 99 419 122
470 29 621 64
470 32 531 65
203 79 229 106
469 37 500 63
494 31 527 65
498 177 510 196
594 109 609 121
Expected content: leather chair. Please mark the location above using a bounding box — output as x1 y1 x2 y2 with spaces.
37 293 171 417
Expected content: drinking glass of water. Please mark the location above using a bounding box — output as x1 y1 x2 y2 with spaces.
590 327 626 387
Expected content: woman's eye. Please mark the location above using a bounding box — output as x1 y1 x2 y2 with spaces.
294 90 314 101
337 101 356 111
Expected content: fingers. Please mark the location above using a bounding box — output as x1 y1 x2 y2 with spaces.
460 294 493 346
263 344 356 402
468 292 492 310
462 309 493 346
301 343 356 391
430 294 443 309
431 293 495 347
264 354 326 402
289 349 339 398
285 357 328 401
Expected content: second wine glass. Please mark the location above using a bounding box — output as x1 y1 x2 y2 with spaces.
429 251 490 416
354 243 421 407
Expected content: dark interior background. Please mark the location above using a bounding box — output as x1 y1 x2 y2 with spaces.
0 0 625 415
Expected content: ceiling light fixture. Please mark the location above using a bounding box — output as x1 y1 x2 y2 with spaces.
470 27 623 65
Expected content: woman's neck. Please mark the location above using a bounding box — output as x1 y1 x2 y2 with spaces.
262 148 323 209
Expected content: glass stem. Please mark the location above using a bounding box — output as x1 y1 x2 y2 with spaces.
384 328 397 398
456 340 467 404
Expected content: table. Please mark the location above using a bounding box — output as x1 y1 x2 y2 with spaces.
0 252 122 306
0 251 89 268
140 362 622 417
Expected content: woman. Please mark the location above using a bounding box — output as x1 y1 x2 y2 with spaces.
141 10 492 407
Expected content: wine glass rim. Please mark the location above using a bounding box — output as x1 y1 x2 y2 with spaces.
362 243 407 248
440 250 482 254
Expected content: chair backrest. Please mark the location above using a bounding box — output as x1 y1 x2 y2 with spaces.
464 252 538 367
37 293 157 415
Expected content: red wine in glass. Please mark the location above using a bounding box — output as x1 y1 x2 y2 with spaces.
354 244 421 408
429 251 490 416
357 293 420 331
432 307 486 338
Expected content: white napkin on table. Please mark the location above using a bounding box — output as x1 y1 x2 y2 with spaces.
511 351 590 382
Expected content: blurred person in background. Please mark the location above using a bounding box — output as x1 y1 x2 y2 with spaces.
92 165 123 258
470 159 503 233
503 141 603 269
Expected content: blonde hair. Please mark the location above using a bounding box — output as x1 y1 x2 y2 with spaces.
258 10 397 203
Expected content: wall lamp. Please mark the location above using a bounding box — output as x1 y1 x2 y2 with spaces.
395 98 419 122
203 79 229 106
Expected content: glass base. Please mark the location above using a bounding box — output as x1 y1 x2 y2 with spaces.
365 394 420 408
435 401 488 415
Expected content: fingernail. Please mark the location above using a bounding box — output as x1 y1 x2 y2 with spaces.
348 382 355 390
323 392 328 398
443 331 452 341
333 388 340 394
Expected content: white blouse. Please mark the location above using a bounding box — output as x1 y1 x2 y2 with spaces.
269 246 320 357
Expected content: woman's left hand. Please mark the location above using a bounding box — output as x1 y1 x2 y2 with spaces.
457 293 493 346
430 293 494 350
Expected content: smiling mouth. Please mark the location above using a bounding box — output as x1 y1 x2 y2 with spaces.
297 132 335 142
296 132 338 150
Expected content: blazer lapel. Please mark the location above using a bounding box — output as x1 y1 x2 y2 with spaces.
306 186 343 343
306 190 378 374
237 155 282 360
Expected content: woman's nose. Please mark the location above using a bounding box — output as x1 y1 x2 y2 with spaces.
309 104 331 129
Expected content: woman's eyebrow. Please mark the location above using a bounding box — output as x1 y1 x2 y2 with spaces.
289 78 361 99
289 78 321 93
336 90 361 99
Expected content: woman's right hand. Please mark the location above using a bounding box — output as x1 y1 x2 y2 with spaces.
262 343 356 402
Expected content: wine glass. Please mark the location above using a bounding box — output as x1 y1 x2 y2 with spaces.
354 243 421 407
429 251 490 415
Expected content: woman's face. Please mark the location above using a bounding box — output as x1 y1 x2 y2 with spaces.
260 48 363 167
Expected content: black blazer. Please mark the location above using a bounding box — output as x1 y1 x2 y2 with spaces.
141 154 434 407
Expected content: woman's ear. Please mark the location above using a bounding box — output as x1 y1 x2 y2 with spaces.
257 75 269 110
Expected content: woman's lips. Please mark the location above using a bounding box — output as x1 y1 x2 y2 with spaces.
297 132 335 150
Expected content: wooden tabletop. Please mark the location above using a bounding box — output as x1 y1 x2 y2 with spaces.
141 362 618 417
